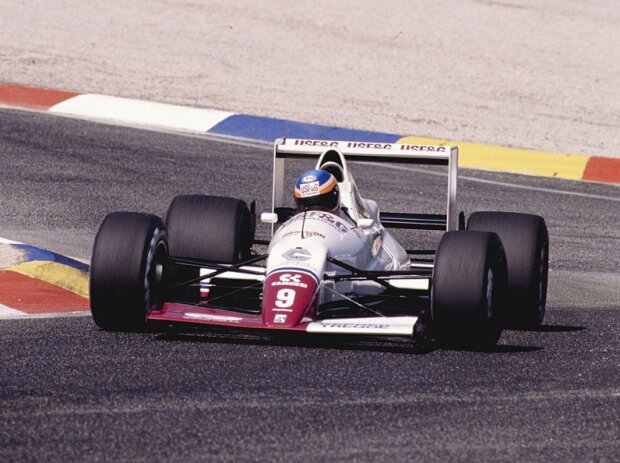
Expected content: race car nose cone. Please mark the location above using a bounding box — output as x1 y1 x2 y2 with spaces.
262 269 318 328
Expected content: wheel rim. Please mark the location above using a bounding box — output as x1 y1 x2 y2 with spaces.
485 267 494 320
144 228 167 310
537 244 548 322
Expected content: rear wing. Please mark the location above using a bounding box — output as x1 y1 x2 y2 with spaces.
270 138 459 232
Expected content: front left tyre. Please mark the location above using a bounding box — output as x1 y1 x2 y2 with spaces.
90 212 168 331
164 194 252 301
165 194 251 263
467 211 549 327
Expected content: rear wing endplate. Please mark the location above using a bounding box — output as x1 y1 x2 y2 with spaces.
271 138 459 232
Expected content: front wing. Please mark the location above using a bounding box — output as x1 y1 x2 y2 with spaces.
148 303 419 337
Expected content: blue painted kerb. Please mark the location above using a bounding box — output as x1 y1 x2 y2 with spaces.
12 244 89 272
209 114 401 143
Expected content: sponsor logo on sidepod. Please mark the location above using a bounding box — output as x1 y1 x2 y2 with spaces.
282 230 326 239
281 248 312 261
289 211 349 234
317 322 391 329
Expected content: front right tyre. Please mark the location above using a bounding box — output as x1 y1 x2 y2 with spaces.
431 231 507 348
90 212 168 331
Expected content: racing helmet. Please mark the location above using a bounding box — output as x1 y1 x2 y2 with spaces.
294 169 340 213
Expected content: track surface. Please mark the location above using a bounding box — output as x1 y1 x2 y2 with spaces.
1 109 619 461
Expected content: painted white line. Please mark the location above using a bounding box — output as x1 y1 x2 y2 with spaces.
0 237 22 244
197 132 271 150
380 164 620 202
460 174 620 202
0 303 26 318
49 94 234 133
0 310 90 320
2 100 272 152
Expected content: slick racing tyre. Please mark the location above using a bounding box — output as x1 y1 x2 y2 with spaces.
468 211 549 328
165 195 252 300
432 231 507 348
90 212 168 331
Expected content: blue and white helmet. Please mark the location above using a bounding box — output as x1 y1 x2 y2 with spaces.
294 169 340 213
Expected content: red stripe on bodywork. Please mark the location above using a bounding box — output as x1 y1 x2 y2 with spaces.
582 157 620 185
0 270 88 313
148 303 310 331
0 83 78 110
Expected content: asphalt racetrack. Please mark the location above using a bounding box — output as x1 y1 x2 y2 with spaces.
1 108 619 461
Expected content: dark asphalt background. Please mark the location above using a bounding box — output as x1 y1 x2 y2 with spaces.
0 108 618 462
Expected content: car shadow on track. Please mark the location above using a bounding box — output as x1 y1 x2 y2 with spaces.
510 323 586 333
155 331 435 354
153 331 542 354
442 344 543 353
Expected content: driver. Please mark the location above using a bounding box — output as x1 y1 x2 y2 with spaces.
294 169 340 215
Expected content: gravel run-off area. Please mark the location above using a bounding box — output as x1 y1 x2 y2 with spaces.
1 0 619 158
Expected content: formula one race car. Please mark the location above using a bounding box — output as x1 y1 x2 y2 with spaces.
90 138 549 347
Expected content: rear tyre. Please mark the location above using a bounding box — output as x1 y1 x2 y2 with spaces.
432 231 507 348
468 212 549 327
90 212 168 331
165 195 252 300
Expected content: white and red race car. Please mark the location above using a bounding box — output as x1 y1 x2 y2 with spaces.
90 138 549 347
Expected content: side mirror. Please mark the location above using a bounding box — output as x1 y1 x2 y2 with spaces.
357 218 374 229
261 212 278 224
